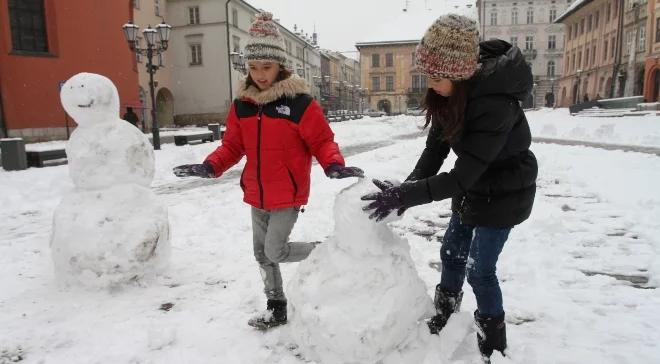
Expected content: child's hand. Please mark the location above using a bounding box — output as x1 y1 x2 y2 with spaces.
173 162 214 178
325 164 364 179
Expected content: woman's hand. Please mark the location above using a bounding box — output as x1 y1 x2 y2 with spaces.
360 179 407 221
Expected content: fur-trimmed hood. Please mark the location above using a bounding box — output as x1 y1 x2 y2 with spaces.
238 75 310 105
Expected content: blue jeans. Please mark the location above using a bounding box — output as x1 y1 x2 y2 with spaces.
440 213 511 318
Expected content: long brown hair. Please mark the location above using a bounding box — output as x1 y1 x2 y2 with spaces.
244 66 292 90
423 81 469 144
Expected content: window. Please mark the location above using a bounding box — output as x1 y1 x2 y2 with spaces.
510 36 518 47
592 45 596 64
232 35 240 53
580 18 584 34
526 8 534 24
136 36 143 63
512 8 519 24
296 46 303 59
594 11 599 28
490 12 498 25
657 18 660 43
372 76 380 91
611 36 616 58
8 0 49 53
386 76 394 91
548 35 556 49
606 3 611 21
570 53 575 70
577 51 582 68
603 40 608 60
284 40 292 54
565 57 569 73
411 52 416 64
133 0 140 9
385 53 394 67
525 35 534 50
549 8 557 23
585 48 590 66
158 53 165 67
188 6 200 25
190 44 202 65
154 0 161 16
625 30 632 55
372 54 380 67
232 8 238 27
547 60 555 77
587 15 592 32
638 25 646 52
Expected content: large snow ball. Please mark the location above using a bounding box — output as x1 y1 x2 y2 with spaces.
51 184 170 288
288 180 434 364
60 73 119 127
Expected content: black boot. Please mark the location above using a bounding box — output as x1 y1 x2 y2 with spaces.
474 310 507 360
248 299 287 330
427 284 463 334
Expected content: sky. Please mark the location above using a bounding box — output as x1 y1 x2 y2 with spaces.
247 0 477 58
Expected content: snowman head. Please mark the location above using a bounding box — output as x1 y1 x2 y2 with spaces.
60 73 120 126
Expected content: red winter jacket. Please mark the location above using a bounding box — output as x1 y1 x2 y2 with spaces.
204 76 345 210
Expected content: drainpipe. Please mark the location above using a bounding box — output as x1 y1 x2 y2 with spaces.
225 0 234 102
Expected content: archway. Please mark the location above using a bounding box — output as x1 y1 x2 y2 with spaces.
377 99 392 114
561 87 567 106
605 77 612 98
571 83 578 104
156 88 175 126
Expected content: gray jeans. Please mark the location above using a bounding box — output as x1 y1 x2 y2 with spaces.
251 206 315 300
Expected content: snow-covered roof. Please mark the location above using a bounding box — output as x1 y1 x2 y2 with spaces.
554 0 592 23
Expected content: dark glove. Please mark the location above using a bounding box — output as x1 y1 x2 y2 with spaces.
173 161 215 178
325 164 365 179
360 179 407 221
361 178 433 221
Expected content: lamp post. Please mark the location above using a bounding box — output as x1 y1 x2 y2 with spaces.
575 69 583 105
122 21 171 150
549 78 556 108
230 52 247 74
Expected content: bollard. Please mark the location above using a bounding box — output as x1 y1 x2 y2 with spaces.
0 138 28 171
208 123 221 141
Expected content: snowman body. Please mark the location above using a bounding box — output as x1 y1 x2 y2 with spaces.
288 181 434 363
51 73 169 288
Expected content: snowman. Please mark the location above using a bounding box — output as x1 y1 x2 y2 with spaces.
51 72 170 288
287 180 434 363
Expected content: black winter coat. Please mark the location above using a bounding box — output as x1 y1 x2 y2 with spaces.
402 39 538 228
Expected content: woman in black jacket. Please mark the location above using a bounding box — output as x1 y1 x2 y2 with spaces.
362 14 538 359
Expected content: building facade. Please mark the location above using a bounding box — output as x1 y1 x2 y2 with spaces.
355 40 423 115
166 0 321 126
0 0 140 141
555 0 650 106
643 0 659 101
477 0 572 108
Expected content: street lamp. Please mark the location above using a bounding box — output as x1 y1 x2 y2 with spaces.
122 21 172 150
549 78 556 108
230 52 246 74
575 69 583 104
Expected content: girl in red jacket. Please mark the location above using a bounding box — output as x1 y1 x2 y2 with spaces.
173 12 363 330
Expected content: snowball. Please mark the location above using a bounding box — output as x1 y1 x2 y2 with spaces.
287 180 434 363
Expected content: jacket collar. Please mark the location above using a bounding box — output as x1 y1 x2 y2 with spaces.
238 75 310 105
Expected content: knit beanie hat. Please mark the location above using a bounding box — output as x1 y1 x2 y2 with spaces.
244 12 287 65
415 14 480 80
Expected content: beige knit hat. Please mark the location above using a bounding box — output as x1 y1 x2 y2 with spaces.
244 12 287 64
415 14 480 80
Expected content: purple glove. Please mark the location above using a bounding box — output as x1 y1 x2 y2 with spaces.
173 162 215 178
360 179 407 221
325 164 365 179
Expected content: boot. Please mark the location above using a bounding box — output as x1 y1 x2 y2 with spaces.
427 284 463 334
248 299 287 330
474 310 507 360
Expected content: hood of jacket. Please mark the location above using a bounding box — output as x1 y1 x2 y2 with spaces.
468 39 533 102
238 74 310 105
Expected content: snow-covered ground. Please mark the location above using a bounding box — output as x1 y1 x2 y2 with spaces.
1 113 659 363
526 108 660 148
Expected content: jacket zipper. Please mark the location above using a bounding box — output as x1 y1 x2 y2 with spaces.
256 105 264 209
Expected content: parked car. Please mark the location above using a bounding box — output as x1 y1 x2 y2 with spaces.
365 109 386 117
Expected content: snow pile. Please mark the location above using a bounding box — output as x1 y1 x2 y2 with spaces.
51 73 170 288
287 180 434 364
